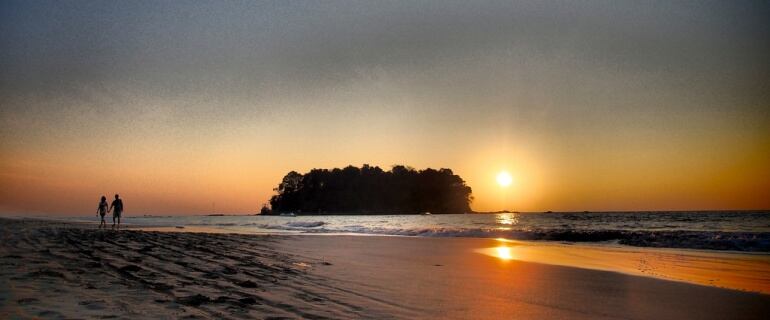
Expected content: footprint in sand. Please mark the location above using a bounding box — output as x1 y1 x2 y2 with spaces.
17 297 39 305
213 296 234 304
37 310 64 318
78 299 107 310
236 280 258 288
151 282 174 291
238 297 257 305
177 294 211 306
28 270 65 278
119 264 142 272
221 267 239 275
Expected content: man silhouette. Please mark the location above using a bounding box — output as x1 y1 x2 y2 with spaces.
110 194 124 229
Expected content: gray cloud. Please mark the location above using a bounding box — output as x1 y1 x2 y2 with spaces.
1 0 768 142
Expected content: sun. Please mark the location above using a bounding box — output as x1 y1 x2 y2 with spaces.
496 171 513 187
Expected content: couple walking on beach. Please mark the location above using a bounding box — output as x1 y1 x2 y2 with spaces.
97 194 124 229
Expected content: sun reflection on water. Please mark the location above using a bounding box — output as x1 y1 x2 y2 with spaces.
473 238 519 261
496 212 519 226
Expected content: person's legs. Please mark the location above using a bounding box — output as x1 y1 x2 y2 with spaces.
114 212 121 229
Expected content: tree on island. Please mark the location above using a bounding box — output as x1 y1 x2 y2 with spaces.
267 164 473 215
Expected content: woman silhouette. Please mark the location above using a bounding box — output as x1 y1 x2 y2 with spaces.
96 196 109 229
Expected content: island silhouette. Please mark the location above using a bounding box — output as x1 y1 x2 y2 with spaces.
266 164 473 215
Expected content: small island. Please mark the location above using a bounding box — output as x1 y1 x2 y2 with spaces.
266 165 473 215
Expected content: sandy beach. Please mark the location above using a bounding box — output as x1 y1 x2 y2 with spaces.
1 218 769 319
4 1 769 318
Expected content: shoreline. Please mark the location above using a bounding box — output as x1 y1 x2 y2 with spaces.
5 217 770 294
137 224 770 254
2 218 769 319
137 225 770 294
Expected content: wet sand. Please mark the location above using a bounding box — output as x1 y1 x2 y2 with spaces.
474 238 770 294
1 218 769 319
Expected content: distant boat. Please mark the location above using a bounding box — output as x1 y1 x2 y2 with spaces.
421 212 432 215
280 212 296 217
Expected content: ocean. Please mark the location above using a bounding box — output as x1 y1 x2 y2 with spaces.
65 211 770 252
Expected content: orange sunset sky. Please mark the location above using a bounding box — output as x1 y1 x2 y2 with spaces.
1 1 769 215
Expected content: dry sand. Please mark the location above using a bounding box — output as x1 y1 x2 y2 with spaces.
1 218 768 319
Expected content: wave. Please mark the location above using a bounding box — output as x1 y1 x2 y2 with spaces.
170 216 769 252
249 225 769 252
188 223 239 227
285 221 326 228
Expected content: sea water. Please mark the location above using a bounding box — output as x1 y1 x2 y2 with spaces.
66 211 770 252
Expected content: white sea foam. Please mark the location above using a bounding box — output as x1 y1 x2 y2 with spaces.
285 221 326 228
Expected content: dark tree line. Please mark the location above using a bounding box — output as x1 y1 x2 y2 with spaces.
267 165 473 214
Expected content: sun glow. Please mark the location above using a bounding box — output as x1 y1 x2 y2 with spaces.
495 246 514 260
496 171 513 187
475 240 520 261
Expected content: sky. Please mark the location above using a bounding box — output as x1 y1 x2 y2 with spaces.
1 0 769 215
